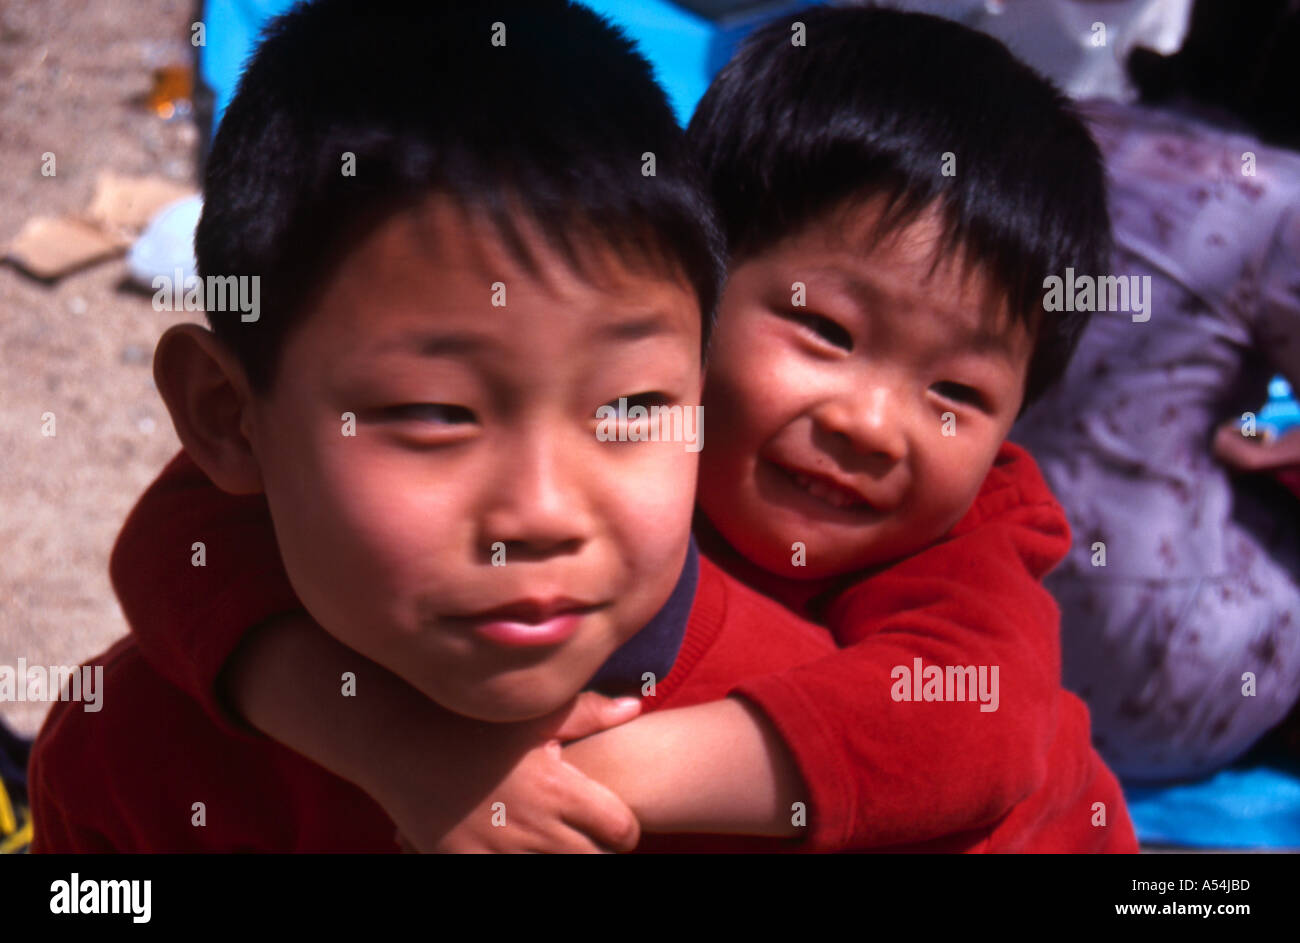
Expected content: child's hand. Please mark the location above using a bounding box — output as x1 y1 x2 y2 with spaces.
387 692 644 854
1214 420 1300 473
426 740 636 853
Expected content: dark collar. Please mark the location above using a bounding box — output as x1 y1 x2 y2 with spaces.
587 538 699 695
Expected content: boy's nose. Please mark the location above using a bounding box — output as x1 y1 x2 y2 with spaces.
813 386 907 466
479 434 593 561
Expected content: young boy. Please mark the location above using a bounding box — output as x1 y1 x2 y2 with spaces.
32 4 1136 852
28 0 778 852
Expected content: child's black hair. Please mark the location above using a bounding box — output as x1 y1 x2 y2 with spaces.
687 4 1112 409
197 0 723 396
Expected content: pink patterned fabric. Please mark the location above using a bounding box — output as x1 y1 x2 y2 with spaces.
1012 99 1300 782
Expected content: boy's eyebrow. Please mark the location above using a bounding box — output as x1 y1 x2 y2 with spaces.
596 312 680 342
818 268 1016 358
371 330 494 358
965 330 1015 355
364 313 682 360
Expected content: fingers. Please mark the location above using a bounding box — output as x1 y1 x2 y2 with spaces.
407 733 643 854
552 691 642 741
537 827 615 854
1213 423 1262 471
554 753 641 853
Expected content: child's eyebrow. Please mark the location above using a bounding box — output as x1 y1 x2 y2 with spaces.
370 330 494 359
964 330 1013 355
809 268 1016 355
800 268 877 310
362 313 681 362
596 312 680 343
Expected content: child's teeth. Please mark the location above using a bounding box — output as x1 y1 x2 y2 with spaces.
793 471 856 508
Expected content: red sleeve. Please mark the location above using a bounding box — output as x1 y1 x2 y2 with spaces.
29 740 115 854
28 674 123 854
730 443 1069 851
29 766 116 853
108 449 303 736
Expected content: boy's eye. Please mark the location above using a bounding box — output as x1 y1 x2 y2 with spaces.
782 310 853 351
931 382 987 410
383 403 477 425
593 392 675 441
602 392 674 412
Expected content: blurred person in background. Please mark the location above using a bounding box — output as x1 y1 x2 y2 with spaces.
1009 0 1300 781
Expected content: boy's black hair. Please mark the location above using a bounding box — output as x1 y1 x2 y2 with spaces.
687 4 1112 410
198 0 723 396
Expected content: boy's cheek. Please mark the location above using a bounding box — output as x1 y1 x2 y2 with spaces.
913 448 996 539
596 446 696 591
604 439 698 510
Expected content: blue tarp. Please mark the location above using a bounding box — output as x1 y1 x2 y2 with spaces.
1125 753 1300 849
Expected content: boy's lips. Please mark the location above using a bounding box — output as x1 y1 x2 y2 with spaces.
765 460 887 515
450 598 607 649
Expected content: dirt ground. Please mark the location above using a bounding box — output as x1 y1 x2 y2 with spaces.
1 0 204 736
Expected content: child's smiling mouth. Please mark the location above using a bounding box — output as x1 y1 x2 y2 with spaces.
764 460 885 517
790 470 866 510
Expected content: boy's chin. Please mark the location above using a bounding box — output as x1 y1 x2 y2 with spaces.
421 676 585 724
744 529 894 581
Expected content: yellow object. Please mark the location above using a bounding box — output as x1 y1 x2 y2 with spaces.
0 820 31 854
0 777 16 834
0 776 31 853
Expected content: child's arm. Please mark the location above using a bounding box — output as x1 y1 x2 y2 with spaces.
562 552 1055 847
223 611 644 852
561 698 807 836
568 456 1066 850
748 515 1062 850
1214 422 1300 473
110 451 641 853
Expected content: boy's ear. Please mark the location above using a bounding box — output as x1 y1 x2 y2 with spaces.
152 323 265 495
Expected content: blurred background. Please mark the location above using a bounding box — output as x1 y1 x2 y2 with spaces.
2 0 1298 851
